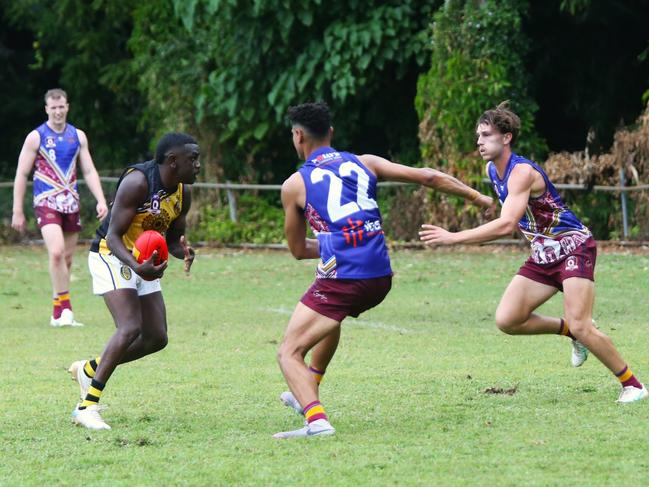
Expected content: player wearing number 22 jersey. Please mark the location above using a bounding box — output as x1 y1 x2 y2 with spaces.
273 102 493 439
299 147 392 280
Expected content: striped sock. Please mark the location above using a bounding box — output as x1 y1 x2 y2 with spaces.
303 401 328 424
616 365 643 389
83 357 101 379
309 366 325 385
52 296 62 319
79 379 105 410
58 291 72 312
557 318 575 340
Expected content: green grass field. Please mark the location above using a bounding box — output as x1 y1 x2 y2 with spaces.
2 245 649 486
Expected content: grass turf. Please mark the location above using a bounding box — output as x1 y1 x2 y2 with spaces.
1 245 649 486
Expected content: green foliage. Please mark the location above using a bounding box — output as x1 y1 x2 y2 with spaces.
416 0 546 174
192 193 285 244
4 0 151 169
130 0 437 180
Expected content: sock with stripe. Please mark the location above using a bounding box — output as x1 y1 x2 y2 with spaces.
309 366 326 386
557 318 576 340
79 379 105 410
52 296 62 320
58 291 72 312
615 365 643 389
83 357 102 379
303 401 328 424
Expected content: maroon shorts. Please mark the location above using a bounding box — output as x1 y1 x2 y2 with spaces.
300 275 393 322
34 207 82 232
517 238 597 291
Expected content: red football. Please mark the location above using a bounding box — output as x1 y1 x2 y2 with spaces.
132 230 168 266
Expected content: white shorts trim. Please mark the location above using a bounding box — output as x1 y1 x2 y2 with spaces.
88 251 161 296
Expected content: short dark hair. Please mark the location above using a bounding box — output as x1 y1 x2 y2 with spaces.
155 132 198 165
45 88 68 104
287 102 331 139
476 101 521 146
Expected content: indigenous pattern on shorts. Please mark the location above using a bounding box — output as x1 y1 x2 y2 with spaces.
487 153 592 265
298 146 392 279
91 160 183 255
33 122 80 213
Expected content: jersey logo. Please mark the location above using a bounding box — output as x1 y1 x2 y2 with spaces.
565 256 578 271
150 193 161 214
45 136 56 148
120 265 132 280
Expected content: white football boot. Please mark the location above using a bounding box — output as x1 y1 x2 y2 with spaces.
280 391 304 415
72 404 111 430
272 419 335 439
58 309 84 327
571 340 588 367
50 316 61 327
68 360 92 400
617 384 649 404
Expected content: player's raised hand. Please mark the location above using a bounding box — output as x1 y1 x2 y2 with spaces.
180 235 195 274
419 224 457 245
136 250 167 280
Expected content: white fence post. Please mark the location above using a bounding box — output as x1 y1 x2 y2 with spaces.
620 168 629 239
226 181 238 223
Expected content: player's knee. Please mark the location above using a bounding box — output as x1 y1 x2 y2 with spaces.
49 246 65 263
277 341 298 365
566 318 591 337
151 332 168 352
117 325 142 344
494 310 518 334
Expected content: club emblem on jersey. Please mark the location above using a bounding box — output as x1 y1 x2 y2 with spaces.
120 265 132 280
45 136 56 148
565 256 578 271
150 193 161 214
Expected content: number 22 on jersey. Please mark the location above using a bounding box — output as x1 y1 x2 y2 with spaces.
310 161 378 222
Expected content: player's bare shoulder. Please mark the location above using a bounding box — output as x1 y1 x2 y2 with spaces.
509 162 545 194
281 172 306 208
356 154 381 176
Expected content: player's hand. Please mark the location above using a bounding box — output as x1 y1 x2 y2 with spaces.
135 251 167 280
419 224 458 245
11 211 26 233
180 235 195 274
96 201 108 221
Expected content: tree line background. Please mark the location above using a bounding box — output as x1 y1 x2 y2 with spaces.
1 0 649 242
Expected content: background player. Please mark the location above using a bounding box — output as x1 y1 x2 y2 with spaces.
419 101 647 404
11 88 108 327
68 132 199 430
274 102 493 438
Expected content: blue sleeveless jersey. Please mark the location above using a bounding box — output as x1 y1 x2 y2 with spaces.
298 147 392 279
487 153 592 264
33 122 81 213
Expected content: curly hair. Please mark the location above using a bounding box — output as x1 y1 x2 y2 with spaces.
476 101 521 146
287 102 331 139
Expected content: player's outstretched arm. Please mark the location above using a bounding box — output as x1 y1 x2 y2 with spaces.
419 164 534 245
77 129 108 220
106 171 167 279
358 154 492 208
12 131 40 233
166 186 195 273
281 173 319 260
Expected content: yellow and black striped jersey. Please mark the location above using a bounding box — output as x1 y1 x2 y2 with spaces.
90 160 183 254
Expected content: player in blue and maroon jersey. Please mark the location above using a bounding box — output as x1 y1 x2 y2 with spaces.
273 102 493 438
420 101 647 404
12 88 108 327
